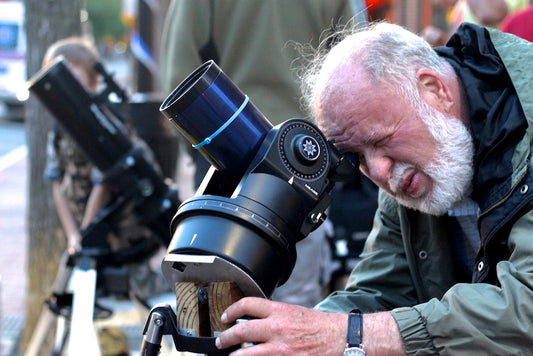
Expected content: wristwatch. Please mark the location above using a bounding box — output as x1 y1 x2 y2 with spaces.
343 312 366 356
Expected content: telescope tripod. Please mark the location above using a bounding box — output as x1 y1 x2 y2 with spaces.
26 251 111 356
26 192 171 356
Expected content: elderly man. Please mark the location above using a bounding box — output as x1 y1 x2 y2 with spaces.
213 21 533 355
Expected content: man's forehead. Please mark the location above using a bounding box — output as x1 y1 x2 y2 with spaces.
316 65 370 114
317 76 388 124
317 88 405 150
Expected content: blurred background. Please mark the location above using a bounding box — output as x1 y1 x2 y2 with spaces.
0 0 448 122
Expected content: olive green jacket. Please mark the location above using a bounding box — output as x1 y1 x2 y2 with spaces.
317 24 533 355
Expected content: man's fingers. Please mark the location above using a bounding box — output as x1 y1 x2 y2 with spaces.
216 318 268 350
216 297 276 351
222 297 273 322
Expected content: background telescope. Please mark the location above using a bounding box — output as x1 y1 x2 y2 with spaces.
28 57 180 263
138 60 357 355
26 55 183 356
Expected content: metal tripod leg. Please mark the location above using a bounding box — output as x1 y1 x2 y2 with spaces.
140 307 167 356
26 254 102 356
25 307 61 356
51 315 69 356
26 252 74 356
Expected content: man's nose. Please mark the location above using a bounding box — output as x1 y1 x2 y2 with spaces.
362 155 392 186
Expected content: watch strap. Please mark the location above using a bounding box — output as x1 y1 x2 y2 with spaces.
347 312 363 347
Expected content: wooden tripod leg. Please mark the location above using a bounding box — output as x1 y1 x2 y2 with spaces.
175 282 210 337
208 282 244 335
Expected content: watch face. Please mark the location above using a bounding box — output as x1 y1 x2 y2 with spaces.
343 346 366 356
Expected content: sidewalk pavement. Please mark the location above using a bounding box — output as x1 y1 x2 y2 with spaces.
0 146 27 356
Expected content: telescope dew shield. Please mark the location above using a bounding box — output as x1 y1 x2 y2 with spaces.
160 60 272 177
28 57 132 172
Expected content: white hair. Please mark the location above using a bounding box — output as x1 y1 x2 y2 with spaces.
301 22 454 118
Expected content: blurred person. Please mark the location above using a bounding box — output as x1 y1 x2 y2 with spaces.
421 0 460 47
42 38 170 355
422 0 528 47
43 37 170 299
500 4 533 41
457 0 528 28
212 21 533 355
160 0 370 307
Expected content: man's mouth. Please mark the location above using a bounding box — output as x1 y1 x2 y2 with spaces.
400 169 424 198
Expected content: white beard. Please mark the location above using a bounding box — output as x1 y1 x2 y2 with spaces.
389 105 474 216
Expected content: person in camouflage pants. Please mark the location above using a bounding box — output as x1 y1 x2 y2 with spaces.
42 37 169 313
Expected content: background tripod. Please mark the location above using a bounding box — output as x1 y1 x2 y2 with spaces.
27 57 181 355
26 185 176 356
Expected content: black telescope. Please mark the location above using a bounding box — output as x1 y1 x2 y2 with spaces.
160 60 355 297
137 60 356 355
28 57 179 253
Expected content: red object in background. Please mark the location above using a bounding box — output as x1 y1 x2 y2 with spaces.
500 5 533 42
366 0 385 7
366 0 396 21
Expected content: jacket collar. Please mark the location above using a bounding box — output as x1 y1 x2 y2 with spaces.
435 23 530 216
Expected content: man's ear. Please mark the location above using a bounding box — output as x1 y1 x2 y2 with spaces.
416 68 454 113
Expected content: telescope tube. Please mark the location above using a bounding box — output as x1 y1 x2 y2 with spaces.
160 60 272 177
28 57 180 247
28 57 133 172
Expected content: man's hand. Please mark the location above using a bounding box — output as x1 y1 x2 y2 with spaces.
215 297 347 355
